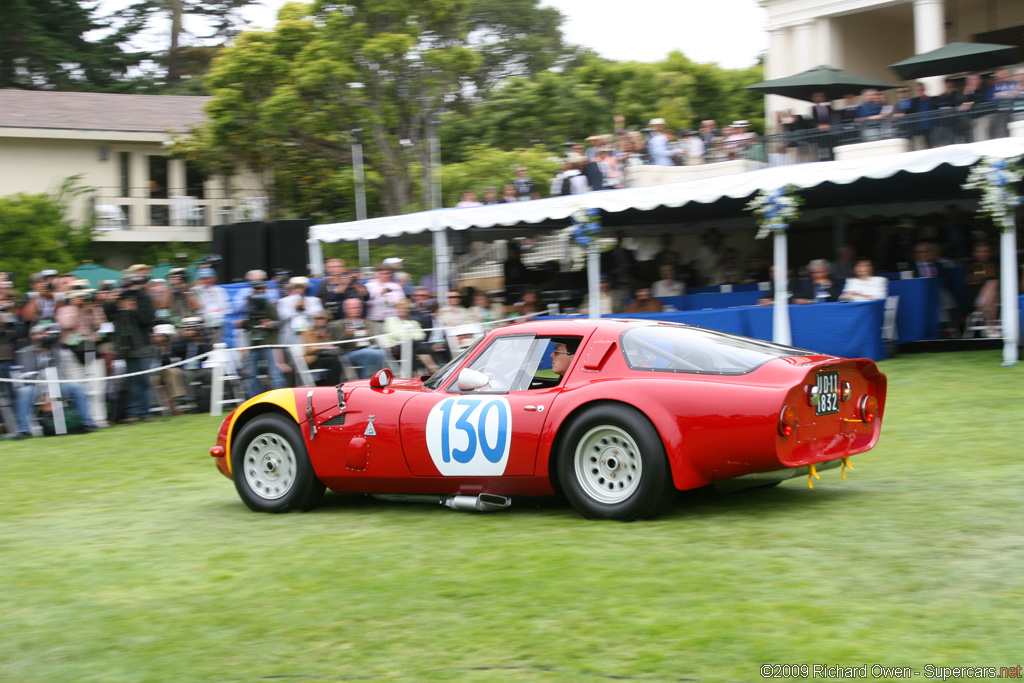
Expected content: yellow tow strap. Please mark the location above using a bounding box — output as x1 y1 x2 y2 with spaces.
841 457 854 480
807 463 821 489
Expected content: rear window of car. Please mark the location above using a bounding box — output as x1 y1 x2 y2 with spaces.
620 325 810 375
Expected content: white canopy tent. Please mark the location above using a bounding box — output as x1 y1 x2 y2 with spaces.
309 137 1024 362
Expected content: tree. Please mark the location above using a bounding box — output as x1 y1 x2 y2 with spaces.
438 69 609 163
0 0 149 91
438 50 765 163
0 179 93 289
121 0 257 87
185 0 569 219
441 145 561 206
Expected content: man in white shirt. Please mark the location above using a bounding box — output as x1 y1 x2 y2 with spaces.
652 264 685 298
364 264 406 335
646 118 673 166
277 277 323 345
193 267 230 343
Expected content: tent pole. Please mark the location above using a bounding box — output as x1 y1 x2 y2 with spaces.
352 130 370 268
307 238 324 278
1000 215 1019 365
587 249 600 319
434 228 449 300
773 231 792 345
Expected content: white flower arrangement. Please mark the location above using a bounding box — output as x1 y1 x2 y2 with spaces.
962 155 1023 228
566 207 602 251
746 185 803 239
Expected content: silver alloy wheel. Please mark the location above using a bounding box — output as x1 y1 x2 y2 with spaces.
243 432 297 500
573 425 642 504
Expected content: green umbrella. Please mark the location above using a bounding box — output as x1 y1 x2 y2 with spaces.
890 42 1021 81
746 65 900 102
149 261 175 280
72 262 122 288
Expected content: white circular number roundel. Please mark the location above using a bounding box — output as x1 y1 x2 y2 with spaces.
425 397 513 476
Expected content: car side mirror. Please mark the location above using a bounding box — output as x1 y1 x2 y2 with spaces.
369 367 393 389
456 368 489 391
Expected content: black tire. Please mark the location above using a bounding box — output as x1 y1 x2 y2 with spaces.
556 404 674 521
232 413 325 513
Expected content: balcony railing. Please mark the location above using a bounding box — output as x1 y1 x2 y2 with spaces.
92 188 269 231
705 100 1024 168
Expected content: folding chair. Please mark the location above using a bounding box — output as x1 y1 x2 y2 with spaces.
882 295 899 355
170 196 204 228
95 205 128 231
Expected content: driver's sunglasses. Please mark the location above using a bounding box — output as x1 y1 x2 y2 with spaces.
551 350 573 356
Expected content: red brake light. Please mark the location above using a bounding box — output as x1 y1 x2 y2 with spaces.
859 395 878 423
779 405 798 437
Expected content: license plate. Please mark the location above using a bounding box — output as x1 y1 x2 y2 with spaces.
815 371 840 416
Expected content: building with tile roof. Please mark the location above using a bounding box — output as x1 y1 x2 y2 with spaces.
0 90 266 264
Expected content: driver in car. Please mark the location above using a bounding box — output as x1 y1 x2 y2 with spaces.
461 337 580 392
525 336 580 389
550 338 578 377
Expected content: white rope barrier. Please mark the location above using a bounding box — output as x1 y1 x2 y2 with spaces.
0 312 546 386
0 311 550 427
0 309 551 435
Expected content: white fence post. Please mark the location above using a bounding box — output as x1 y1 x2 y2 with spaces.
210 342 227 417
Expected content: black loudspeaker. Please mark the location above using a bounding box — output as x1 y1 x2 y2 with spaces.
211 223 232 283
211 220 309 282
232 221 268 282
266 219 311 277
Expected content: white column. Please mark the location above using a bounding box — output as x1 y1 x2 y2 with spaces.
913 0 945 95
765 28 790 134
168 158 187 196
999 217 1019 365
132 151 149 226
792 22 816 72
817 16 841 68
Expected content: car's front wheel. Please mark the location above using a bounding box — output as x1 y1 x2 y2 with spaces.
556 404 674 521
232 413 325 512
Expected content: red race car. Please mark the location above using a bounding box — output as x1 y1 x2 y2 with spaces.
210 319 886 520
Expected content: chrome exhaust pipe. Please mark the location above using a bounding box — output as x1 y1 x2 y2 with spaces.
443 494 511 512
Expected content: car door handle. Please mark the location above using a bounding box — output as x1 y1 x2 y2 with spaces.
524 405 544 412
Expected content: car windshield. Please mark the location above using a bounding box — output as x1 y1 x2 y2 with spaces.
423 334 485 390
620 325 810 375
453 334 545 393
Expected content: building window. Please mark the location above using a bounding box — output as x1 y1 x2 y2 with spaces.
150 205 169 226
149 155 168 199
186 161 207 199
119 152 130 197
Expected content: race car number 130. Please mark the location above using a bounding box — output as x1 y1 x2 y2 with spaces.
426 397 513 476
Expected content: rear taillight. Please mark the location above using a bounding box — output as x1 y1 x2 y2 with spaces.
859 395 878 423
779 405 798 437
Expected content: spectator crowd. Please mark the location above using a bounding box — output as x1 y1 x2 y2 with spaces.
453 66 1024 204
5 68 1023 441
2 216 1016 442
0 258 553 441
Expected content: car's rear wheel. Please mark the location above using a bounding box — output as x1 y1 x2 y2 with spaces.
232 413 325 513
557 404 674 521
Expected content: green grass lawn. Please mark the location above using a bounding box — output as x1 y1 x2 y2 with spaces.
1 351 1021 682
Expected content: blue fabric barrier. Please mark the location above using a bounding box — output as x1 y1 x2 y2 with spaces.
684 290 764 309
658 290 764 311
686 283 762 295
887 277 939 343
608 299 886 360
1019 295 1024 340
